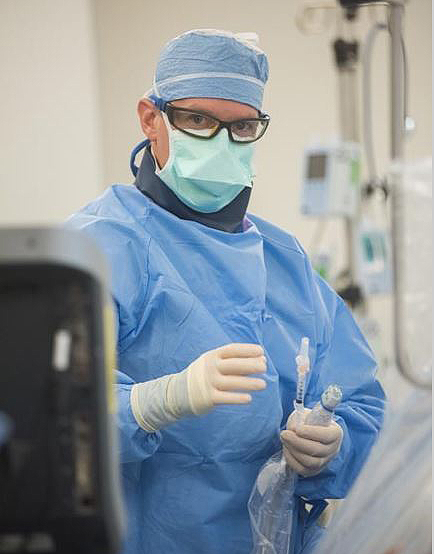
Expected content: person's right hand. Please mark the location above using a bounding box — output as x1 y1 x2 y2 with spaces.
185 343 267 414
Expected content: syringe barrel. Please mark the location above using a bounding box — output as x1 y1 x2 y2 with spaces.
295 337 310 402
295 375 306 403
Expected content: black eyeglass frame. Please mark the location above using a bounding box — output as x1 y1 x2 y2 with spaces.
163 103 270 144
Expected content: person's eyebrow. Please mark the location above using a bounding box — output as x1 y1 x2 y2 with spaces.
177 105 219 117
172 103 258 120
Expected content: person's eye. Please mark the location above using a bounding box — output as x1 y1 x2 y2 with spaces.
186 114 201 123
185 113 210 128
233 121 256 136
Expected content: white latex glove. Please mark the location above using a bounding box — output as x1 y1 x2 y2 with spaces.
131 343 267 431
185 343 267 414
280 409 343 477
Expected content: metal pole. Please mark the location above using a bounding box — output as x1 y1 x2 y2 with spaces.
338 67 359 283
389 3 405 159
388 2 430 388
334 31 359 286
338 67 359 142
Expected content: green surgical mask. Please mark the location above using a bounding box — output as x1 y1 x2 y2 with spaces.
155 113 255 213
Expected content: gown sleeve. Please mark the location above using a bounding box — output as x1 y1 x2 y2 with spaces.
295 257 386 500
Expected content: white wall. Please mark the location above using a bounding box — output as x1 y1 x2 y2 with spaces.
0 0 103 225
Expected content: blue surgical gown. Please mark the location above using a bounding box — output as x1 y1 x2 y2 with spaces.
66 184 385 554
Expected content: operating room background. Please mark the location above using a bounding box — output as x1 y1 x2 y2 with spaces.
0 0 431 369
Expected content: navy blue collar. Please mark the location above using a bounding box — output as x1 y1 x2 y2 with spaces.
133 143 251 233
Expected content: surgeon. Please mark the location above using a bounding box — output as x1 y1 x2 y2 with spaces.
66 29 385 554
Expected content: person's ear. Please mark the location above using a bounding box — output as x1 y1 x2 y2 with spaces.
137 98 159 140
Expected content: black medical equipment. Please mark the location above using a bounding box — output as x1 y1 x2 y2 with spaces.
0 228 124 553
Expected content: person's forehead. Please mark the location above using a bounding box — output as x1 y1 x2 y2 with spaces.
171 97 258 119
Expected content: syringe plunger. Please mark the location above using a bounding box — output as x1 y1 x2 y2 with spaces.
321 385 343 410
295 337 309 370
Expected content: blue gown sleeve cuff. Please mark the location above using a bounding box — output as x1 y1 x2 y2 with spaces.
117 382 162 463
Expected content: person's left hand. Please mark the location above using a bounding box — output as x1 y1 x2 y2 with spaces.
280 410 343 477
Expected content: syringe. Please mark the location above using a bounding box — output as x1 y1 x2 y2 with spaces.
294 337 310 426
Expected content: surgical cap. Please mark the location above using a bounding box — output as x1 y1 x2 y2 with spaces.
149 29 269 111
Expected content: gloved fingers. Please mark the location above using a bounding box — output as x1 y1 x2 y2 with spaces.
283 445 328 476
214 374 266 392
294 421 343 446
281 433 333 467
212 390 252 405
217 356 267 375
282 448 322 477
217 343 264 359
280 430 333 458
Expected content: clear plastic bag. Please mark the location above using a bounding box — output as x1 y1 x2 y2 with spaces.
248 385 343 554
248 450 297 554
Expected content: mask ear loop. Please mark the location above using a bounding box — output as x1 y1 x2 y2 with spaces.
149 94 167 111
130 139 150 177
144 75 167 111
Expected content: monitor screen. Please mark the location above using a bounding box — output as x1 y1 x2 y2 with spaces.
307 154 327 180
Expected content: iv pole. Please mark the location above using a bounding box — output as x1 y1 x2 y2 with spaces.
298 0 430 388
338 0 430 388
332 10 362 309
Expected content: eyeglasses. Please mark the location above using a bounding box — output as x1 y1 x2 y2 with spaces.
163 103 270 143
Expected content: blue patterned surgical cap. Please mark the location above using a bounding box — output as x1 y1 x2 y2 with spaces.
149 29 269 111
